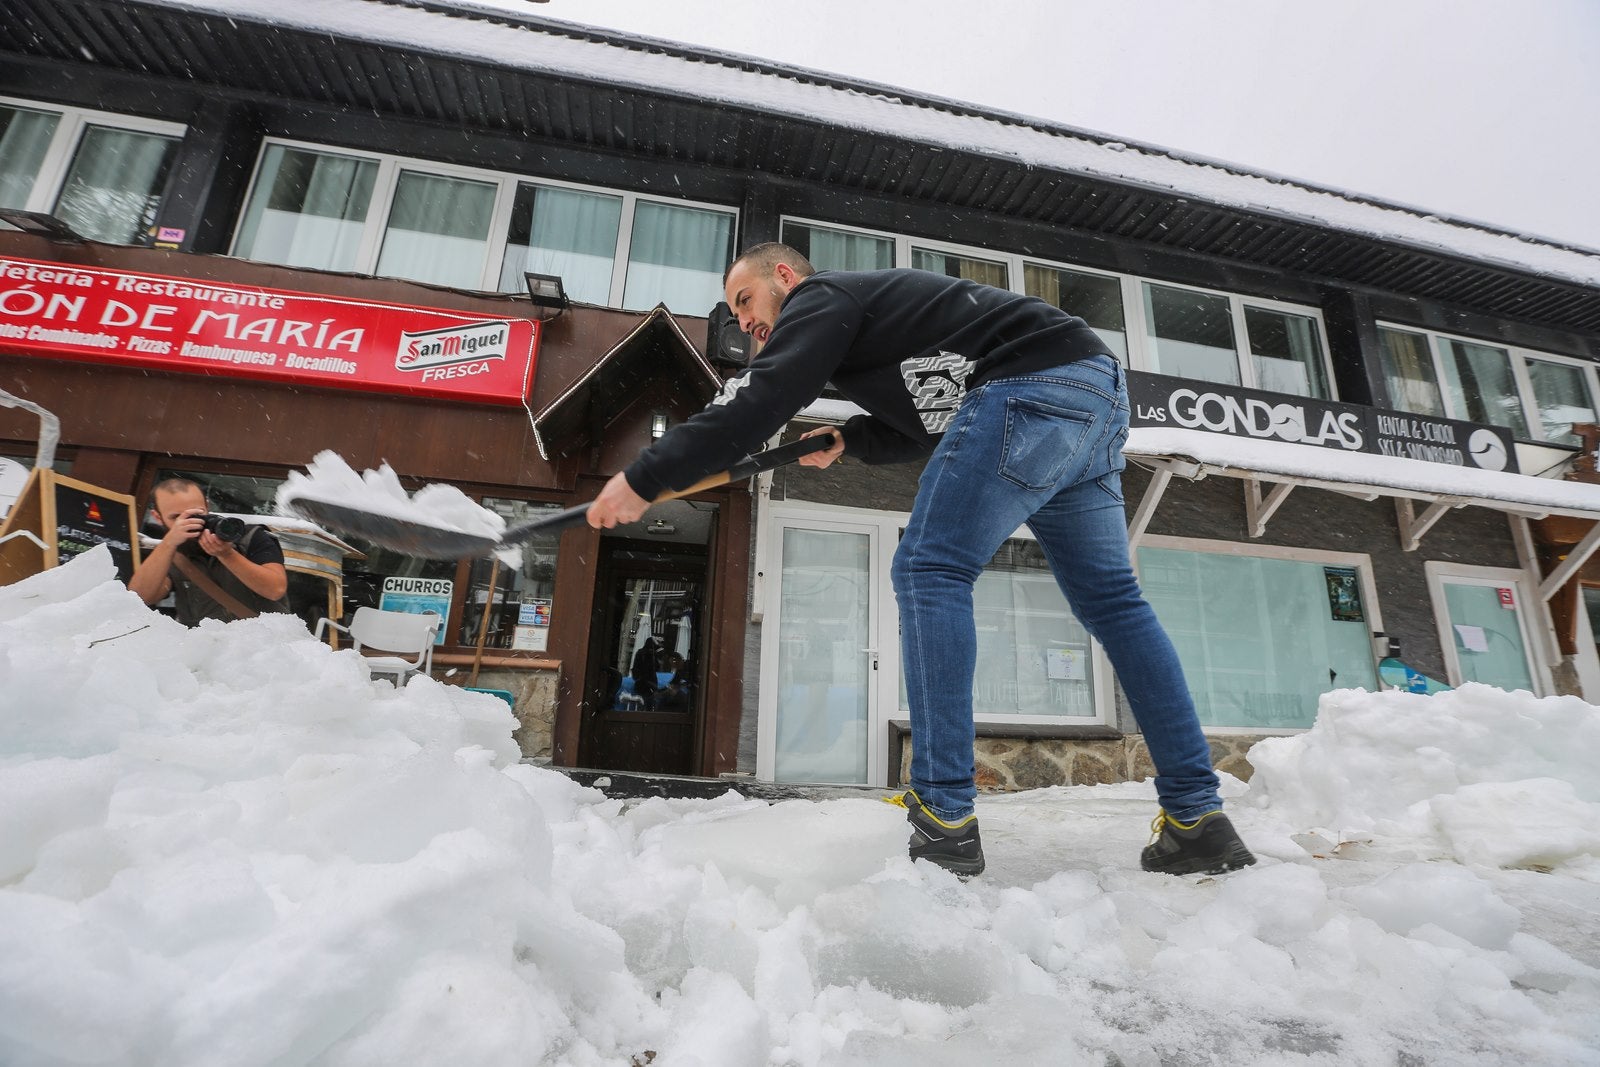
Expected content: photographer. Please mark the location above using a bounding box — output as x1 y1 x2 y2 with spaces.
128 477 290 625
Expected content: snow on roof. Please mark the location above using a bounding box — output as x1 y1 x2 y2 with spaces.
146 0 1600 290
1126 426 1600 518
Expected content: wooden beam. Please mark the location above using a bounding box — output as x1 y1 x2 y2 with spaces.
1394 496 1463 552
1244 477 1295 538
1539 519 1600 601
1127 467 1172 550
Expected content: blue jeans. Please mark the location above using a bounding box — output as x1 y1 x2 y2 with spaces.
892 354 1222 822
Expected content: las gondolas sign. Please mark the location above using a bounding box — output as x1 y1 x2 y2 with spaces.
0 256 539 405
1128 370 1518 474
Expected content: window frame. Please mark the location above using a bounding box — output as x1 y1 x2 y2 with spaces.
1376 320 1600 444
1423 561 1549 695
778 215 1338 399
232 137 739 310
0 95 186 238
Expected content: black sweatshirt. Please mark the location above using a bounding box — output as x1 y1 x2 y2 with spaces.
623 268 1112 500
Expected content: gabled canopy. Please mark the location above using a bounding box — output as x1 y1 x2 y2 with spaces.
532 305 723 461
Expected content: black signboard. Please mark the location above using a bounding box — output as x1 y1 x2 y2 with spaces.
52 475 139 581
1127 371 1518 474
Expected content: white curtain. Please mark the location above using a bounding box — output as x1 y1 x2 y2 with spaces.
53 126 176 243
376 171 495 289
622 201 733 314
237 146 376 271
498 184 622 304
792 225 892 272
0 106 59 209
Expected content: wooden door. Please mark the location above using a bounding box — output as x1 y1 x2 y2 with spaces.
580 542 708 774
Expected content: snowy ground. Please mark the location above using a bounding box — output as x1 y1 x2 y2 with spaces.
2 547 1597 1066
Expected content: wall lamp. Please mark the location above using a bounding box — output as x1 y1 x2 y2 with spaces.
0 209 84 242
523 271 570 321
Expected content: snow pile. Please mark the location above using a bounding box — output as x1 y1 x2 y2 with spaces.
2 550 1598 1065
1248 686 1600 871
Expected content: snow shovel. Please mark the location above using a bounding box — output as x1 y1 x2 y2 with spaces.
284 431 836 560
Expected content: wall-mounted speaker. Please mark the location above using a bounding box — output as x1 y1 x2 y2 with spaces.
706 302 752 368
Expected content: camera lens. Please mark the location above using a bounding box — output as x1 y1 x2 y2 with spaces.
200 514 247 542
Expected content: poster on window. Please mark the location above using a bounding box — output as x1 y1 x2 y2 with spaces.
379 576 453 646
1046 645 1088 681
512 625 548 652
1323 566 1364 622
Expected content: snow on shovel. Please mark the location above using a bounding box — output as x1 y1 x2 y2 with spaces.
277 432 836 560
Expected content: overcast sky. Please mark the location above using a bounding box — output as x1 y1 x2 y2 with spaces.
535 0 1600 252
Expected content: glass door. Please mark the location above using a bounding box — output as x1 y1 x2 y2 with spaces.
1429 566 1543 694
758 518 879 785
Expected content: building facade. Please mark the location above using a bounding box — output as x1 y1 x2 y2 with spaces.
4 0 1600 792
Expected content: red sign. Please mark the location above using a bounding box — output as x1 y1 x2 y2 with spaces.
0 256 539 405
1497 587 1516 609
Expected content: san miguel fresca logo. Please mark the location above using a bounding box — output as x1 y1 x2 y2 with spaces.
396 321 510 382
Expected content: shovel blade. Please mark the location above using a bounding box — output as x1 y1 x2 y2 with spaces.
283 497 501 559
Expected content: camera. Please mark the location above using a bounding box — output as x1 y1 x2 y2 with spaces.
198 513 247 542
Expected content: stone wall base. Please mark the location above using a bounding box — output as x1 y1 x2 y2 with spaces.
897 733 1265 793
443 668 559 758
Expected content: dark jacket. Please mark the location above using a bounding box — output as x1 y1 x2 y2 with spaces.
169 524 292 626
624 268 1110 499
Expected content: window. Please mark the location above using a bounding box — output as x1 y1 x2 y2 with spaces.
1024 264 1128 361
781 220 893 272
234 140 737 314
1526 358 1596 446
234 144 377 272
1137 541 1380 730
1376 327 1445 417
968 538 1097 718
1377 324 1596 444
623 201 736 313
377 171 497 290
1142 283 1239 386
459 499 563 650
0 98 184 245
499 184 623 305
778 215 1335 399
1440 337 1528 437
0 105 60 209
148 467 566 650
1245 306 1328 399
910 245 1008 288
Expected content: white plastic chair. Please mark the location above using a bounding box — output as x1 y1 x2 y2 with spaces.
315 606 440 686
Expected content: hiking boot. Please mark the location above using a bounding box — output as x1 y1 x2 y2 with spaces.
886 790 985 877
1141 810 1256 875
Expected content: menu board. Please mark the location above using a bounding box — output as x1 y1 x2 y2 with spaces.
0 469 142 585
